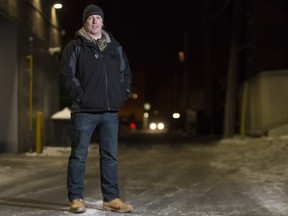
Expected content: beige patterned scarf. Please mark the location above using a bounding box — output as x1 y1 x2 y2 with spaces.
80 27 107 51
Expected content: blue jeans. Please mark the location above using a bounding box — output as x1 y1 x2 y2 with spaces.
67 112 119 202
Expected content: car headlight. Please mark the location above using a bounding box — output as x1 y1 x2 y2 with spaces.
149 122 165 130
157 122 165 130
149 123 157 130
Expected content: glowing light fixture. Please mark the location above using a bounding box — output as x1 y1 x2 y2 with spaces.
54 3 63 9
132 93 138 99
172 113 180 119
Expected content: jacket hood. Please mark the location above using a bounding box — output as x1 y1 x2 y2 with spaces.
76 27 112 43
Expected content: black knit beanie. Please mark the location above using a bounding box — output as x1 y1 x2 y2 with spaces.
82 4 104 23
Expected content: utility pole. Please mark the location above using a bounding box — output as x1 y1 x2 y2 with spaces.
202 0 212 135
223 0 243 138
183 32 191 135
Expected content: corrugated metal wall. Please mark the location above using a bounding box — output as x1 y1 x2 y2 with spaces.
241 70 288 135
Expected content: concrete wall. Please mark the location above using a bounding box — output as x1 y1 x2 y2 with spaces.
240 70 288 136
0 20 18 152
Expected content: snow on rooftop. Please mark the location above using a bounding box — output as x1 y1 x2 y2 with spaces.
51 107 71 119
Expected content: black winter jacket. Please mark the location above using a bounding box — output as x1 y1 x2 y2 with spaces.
59 29 132 113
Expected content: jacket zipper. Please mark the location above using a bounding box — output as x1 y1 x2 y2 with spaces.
103 63 110 110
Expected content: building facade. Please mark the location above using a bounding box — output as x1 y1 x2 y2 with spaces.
0 0 62 152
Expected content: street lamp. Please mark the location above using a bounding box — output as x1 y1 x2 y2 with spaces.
143 103 151 129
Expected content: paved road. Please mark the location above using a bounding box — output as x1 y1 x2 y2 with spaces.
1 133 288 215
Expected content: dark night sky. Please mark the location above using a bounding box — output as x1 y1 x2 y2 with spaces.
59 0 233 109
59 0 207 70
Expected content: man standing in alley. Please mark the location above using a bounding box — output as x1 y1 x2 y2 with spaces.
59 4 133 214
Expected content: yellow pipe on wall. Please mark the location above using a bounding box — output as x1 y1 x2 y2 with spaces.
36 112 43 153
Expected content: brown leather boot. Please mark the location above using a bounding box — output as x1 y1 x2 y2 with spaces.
103 198 133 213
69 199 86 213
